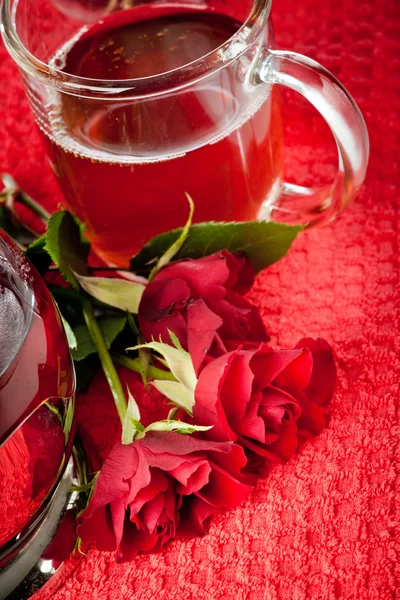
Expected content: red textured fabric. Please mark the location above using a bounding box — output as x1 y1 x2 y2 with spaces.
1 0 399 598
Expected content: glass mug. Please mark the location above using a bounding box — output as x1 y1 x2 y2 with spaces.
1 0 369 266
0 230 76 599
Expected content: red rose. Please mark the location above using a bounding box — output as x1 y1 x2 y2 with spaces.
138 251 268 374
78 432 253 561
194 338 336 465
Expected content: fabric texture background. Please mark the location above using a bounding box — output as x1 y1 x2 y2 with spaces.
0 0 399 598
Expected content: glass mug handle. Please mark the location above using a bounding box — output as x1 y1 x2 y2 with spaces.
257 49 370 225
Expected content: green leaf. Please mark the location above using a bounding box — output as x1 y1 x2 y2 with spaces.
25 234 52 274
138 348 150 386
63 396 75 444
130 419 145 434
126 311 139 336
139 420 212 438
167 407 179 420
74 273 145 313
44 401 63 425
60 314 77 350
131 221 303 274
45 211 89 288
122 388 142 445
151 379 195 414
72 316 127 362
127 387 141 422
26 233 47 252
128 341 197 391
70 482 94 493
168 329 183 351
148 193 194 280
112 353 177 382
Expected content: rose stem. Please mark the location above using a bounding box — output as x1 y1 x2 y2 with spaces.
81 295 127 424
112 353 178 382
19 189 51 222
1 173 51 223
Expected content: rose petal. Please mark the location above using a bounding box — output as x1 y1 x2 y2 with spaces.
296 338 337 405
125 453 152 507
170 459 211 495
197 462 253 509
154 253 231 302
143 311 189 348
273 348 313 391
249 347 302 389
219 351 255 424
230 252 255 294
129 468 169 514
187 299 224 374
117 519 159 562
177 496 217 539
78 504 116 551
139 278 191 321
215 292 268 343
143 431 234 458
138 493 165 534
138 277 191 348
120 483 177 561
207 443 249 480
240 436 279 459
295 391 326 436
240 418 299 463
262 419 299 462
234 389 267 443
110 496 127 551
83 444 139 517
194 352 238 442
256 386 301 433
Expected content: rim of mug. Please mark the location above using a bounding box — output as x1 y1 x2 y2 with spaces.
0 0 272 98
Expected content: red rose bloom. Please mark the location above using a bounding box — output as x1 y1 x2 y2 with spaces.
194 338 336 465
138 251 268 374
78 432 253 561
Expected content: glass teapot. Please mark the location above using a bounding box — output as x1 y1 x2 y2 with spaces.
0 230 76 599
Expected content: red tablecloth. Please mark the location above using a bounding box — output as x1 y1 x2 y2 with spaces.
1 0 399 598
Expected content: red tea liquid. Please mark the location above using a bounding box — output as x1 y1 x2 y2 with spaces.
43 5 283 265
